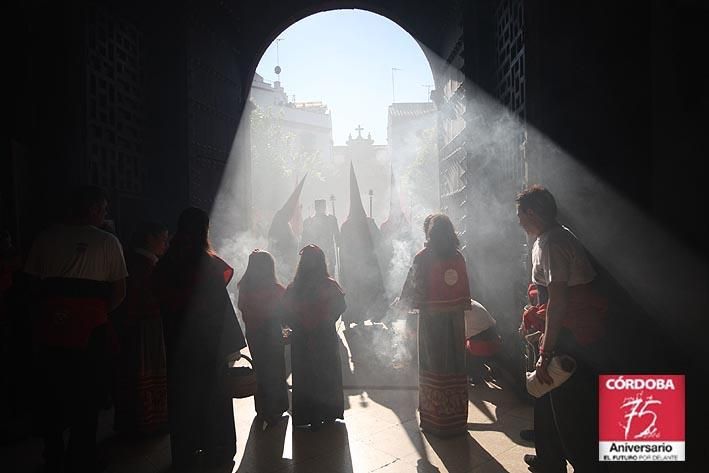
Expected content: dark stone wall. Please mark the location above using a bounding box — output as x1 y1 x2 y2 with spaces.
3 0 706 364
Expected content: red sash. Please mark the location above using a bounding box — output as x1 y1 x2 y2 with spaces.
38 296 109 349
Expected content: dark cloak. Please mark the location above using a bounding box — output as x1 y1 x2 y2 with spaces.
152 253 246 469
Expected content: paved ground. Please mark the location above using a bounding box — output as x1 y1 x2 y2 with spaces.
3 377 547 473
1 325 689 472
1 321 563 473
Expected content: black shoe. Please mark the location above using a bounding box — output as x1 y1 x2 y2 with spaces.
520 429 535 442
523 454 566 473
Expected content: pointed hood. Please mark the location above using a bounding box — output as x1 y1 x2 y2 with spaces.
279 173 307 221
268 175 306 273
387 165 406 222
269 173 306 243
381 165 409 237
347 162 368 221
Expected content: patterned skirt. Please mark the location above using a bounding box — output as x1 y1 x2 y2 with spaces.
115 317 168 433
418 310 468 436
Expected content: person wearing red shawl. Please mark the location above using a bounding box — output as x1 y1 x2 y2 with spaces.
399 214 471 437
111 221 169 434
516 185 608 473
152 208 246 471
282 245 346 430
236 249 289 426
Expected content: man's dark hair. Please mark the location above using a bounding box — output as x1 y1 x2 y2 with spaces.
516 185 558 224
69 185 108 218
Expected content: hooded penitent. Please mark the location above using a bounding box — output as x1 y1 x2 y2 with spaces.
380 165 410 240
339 162 385 324
268 174 306 280
379 166 414 299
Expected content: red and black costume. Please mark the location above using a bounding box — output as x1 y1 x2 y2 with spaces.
401 246 472 437
111 249 168 434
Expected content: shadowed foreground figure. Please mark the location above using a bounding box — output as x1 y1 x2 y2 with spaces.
399 213 471 437
237 250 289 426
283 245 346 430
111 221 169 435
24 186 128 473
152 207 246 471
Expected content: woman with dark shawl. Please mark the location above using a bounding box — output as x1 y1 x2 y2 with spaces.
152 208 246 470
237 249 289 426
399 214 471 437
282 245 346 430
112 221 169 434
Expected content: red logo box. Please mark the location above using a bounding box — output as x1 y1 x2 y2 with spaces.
599 375 685 461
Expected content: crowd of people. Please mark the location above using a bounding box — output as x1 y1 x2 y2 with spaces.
0 183 609 473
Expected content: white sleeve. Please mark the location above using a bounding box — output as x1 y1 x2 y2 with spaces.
543 239 573 284
105 235 129 281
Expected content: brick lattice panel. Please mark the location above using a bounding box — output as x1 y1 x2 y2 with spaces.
186 23 241 209
85 5 143 194
495 0 526 186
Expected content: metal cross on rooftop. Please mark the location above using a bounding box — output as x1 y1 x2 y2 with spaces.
355 125 364 137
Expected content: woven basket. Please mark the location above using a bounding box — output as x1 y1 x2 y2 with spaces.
226 354 257 398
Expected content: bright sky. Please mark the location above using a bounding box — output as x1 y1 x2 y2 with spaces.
255 9 434 146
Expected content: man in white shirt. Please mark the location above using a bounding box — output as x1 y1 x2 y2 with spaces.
26 185 128 473
516 185 608 473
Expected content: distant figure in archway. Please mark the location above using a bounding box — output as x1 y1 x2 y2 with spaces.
300 199 339 276
379 167 414 303
268 175 306 283
338 163 385 325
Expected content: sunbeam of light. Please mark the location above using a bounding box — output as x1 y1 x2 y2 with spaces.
210 8 708 401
